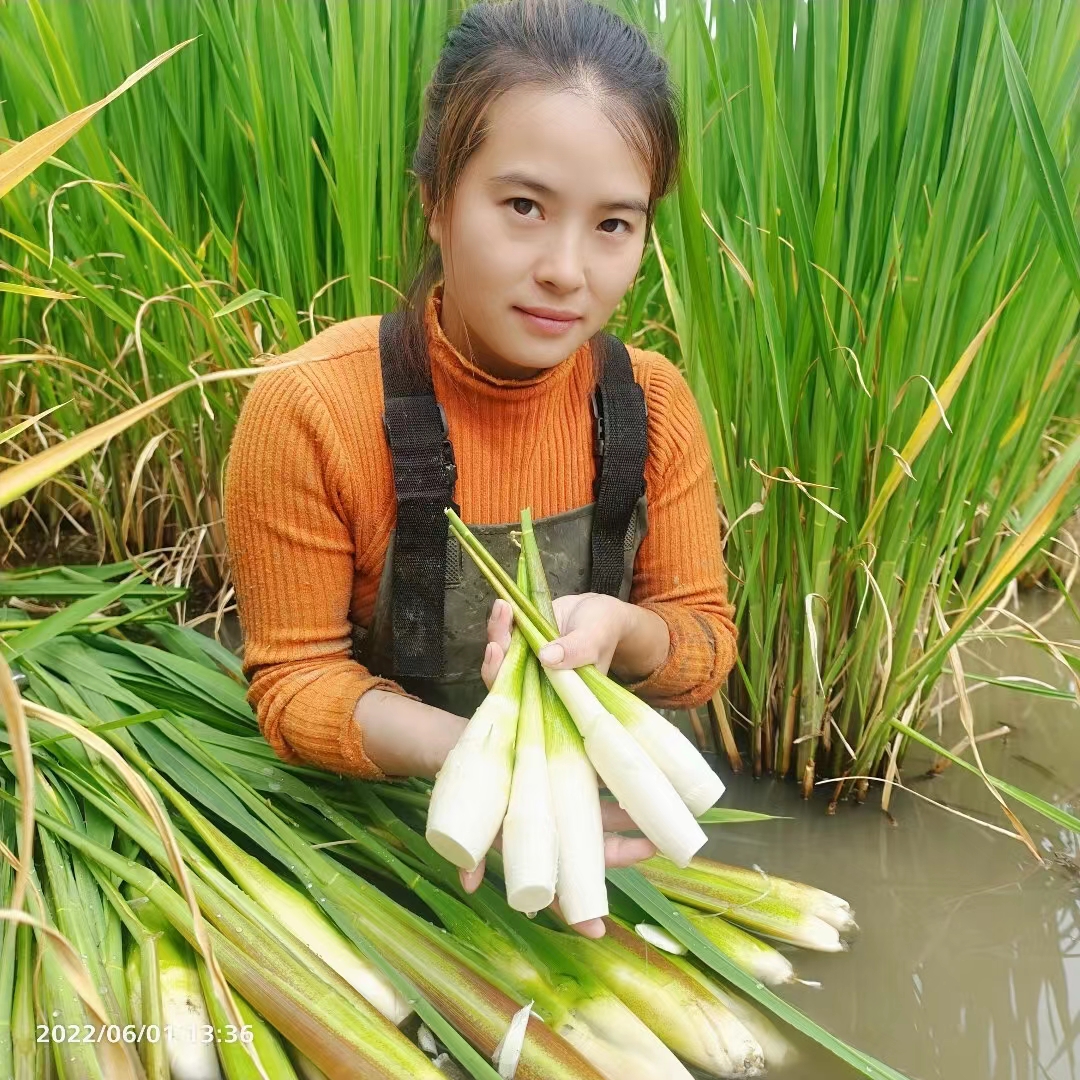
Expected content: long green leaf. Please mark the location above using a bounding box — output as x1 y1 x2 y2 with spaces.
996 3 1080 301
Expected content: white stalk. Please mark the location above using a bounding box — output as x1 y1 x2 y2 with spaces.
542 673 608 925
502 652 558 913
426 626 528 872
592 681 726 816
633 922 686 955
544 665 707 868
157 931 223 1080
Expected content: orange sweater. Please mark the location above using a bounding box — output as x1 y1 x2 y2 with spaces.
224 285 738 779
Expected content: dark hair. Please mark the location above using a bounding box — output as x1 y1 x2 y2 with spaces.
397 0 681 381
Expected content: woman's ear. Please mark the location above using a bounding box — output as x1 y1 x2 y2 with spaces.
421 183 443 245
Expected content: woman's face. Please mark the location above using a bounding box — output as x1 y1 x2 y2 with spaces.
427 85 652 380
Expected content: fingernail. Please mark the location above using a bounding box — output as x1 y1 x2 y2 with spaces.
539 643 564 665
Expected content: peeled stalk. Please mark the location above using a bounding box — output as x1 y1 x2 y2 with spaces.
679 905 796 986
502 650 558 913
521 512 608 924
426 554 530 872
541 685 608 924
589 679 726 816
642 857 848 950
566 918 765 1078
543 664 707 867
451 510 706 867
132 901 223 1080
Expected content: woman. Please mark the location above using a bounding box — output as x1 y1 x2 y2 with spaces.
224 0 738 937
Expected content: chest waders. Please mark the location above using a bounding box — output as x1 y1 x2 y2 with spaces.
352 310 649 720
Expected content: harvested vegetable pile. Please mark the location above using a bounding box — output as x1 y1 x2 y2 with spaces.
0 557 913 1080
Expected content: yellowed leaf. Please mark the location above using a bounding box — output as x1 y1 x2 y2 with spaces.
0 37 195 200
862 265 1030 538
0 281 74 300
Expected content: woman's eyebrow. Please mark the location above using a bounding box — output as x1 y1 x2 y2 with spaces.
489 171 648 216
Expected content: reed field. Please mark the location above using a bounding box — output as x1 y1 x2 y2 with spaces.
2 0 1079 796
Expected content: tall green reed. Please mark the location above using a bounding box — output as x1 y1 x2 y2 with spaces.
2 0 1077 790
621 0 1080 786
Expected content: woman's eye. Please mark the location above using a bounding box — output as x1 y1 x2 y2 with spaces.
507 199 631 235
510 197 540 218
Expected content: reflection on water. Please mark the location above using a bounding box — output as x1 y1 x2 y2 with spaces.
693 590 1080 1079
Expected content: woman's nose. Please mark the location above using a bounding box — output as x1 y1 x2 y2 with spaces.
535 230 587 291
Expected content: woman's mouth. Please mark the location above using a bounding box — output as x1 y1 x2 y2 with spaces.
514 307 582 336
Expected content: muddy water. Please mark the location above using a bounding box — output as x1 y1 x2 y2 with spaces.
689 588 1080 1080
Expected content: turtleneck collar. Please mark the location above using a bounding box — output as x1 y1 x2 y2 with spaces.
422 281 590 400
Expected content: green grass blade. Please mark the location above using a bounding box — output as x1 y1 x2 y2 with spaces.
996 3 1080 301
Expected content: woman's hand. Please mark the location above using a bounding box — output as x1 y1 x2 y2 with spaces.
481 593 670 688
474 595 663 938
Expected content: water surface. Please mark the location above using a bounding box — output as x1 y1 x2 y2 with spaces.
692 589 1080 1080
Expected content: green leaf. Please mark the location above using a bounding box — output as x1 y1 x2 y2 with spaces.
213 288 279 318
695 808 786 824
0 576 141 661
996 4 1080 301
888 720 1080 835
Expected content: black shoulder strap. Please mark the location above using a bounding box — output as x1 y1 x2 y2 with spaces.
378 310 458 679
589 333 648 597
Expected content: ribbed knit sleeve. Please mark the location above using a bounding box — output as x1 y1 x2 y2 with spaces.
223 366 415 779
623 356 738 708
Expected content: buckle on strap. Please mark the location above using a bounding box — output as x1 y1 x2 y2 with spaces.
590 388 606 458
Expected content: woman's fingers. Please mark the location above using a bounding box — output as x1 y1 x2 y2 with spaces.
480 642 503 691
459 858 486 893
569 917 607 938
480 600 514 690
603 833 657 868
488 598 513 648
598 800 640 833
597 799 657 864
550 899 607 939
